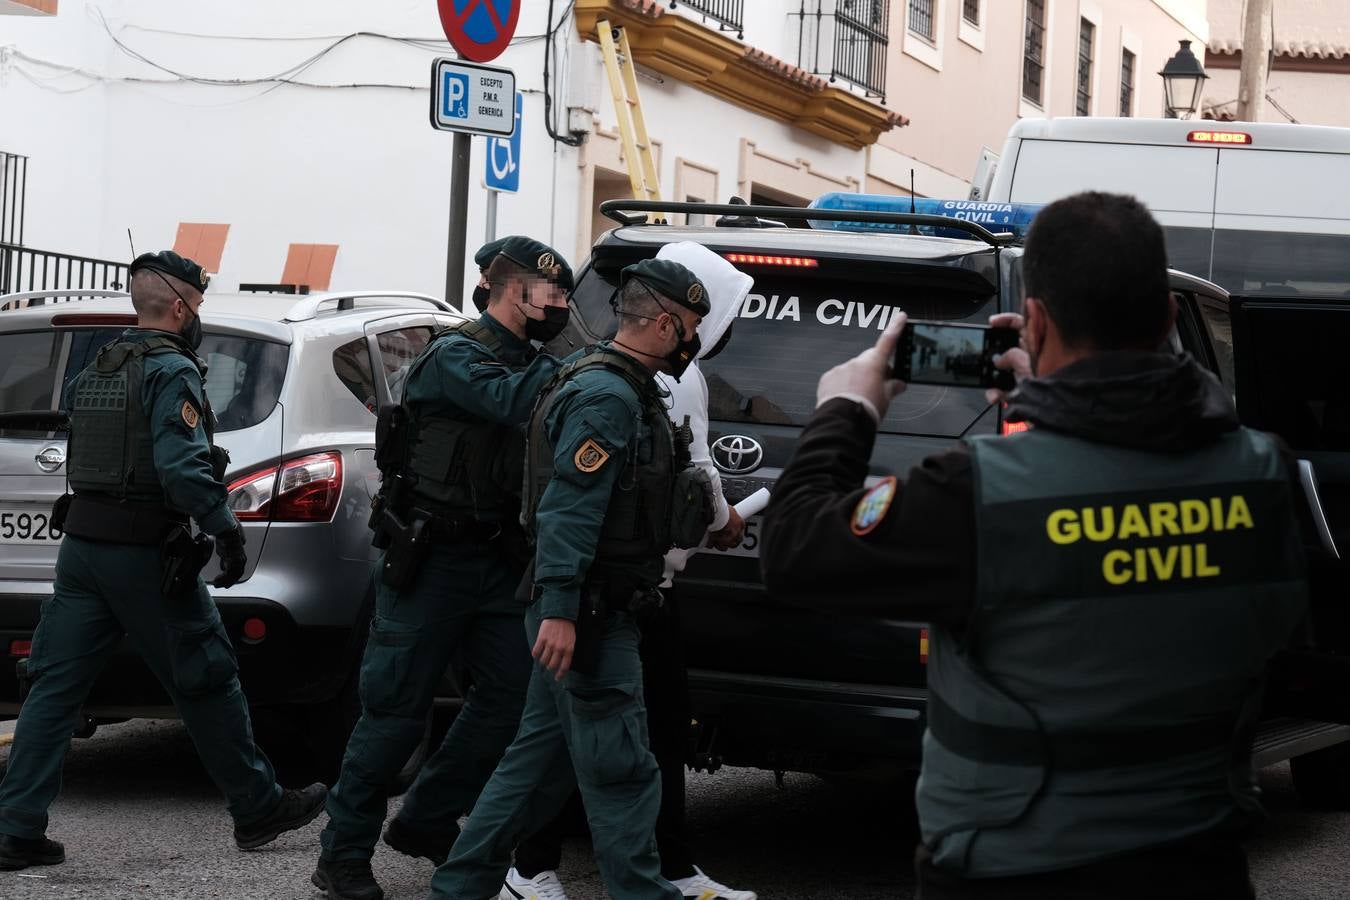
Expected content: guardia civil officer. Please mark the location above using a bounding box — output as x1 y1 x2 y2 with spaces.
760 192 1309 900
427 259 715 900
506 242 755 900
311 237 574 900
0 251 327 872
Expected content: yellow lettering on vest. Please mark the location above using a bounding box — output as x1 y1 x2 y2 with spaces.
1134 547 1148 582
1180 543 1194 578
1117 504 1149 540
1046 509 1081 545
1210 497 1226 532
1180 499 1209 534
1149 502 1180 537
1082 507 1115 542
1196 543 1221 577
1226 495 1254 531
1103 549 1132 585
1147 545 1180 580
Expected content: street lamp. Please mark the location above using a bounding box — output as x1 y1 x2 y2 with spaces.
1159 39 1209 119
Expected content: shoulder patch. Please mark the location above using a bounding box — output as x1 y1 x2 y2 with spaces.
574 438 610 473
851 476 897 537
181 400 200 429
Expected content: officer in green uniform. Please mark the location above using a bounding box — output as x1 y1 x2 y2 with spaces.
427 258 715 900
761 192 1310 900
0 251 327 872
311 237 574 900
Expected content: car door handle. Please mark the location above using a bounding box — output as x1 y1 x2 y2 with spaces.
1298 459 1340 560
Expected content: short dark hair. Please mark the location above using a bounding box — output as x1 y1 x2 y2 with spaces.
1022 191 1171 351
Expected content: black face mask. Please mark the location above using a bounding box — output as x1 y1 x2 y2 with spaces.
471 284 491 312
180 305 203 351
520 288 571 343
702 320 733 361
664 310 701 380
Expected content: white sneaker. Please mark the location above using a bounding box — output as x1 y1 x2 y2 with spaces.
499 867 570 900
672 867 757 900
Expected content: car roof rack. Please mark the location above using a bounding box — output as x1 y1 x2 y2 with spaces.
283 291 453 322
0 289 129 311
598 199 1012 247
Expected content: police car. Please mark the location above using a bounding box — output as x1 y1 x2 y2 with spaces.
562 195 1350 801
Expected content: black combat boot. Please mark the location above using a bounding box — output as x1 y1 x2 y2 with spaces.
312 856 384 900
233 782 328 850
382 815 455 865
0 834 65 871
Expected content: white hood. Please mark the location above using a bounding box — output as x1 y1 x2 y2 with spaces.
655 241 752 358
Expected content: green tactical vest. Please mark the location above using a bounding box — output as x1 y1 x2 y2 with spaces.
919 426 1308 877
523 346 675 581
402 319 528 522
67 334 209 506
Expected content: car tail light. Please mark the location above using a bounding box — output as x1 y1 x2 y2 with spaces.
9 639 31 657
722 253 819 268
1187 130 1252 145
242 618 267 643
1000 420 1030 436
919 628 929 665
227 452 343 523
51 313 138 326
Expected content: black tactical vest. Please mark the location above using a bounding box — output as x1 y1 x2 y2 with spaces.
402 319 529 523
523 346 676 581
67 334 210 507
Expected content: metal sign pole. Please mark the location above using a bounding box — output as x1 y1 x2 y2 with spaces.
445 131 472 309
485 189 498 245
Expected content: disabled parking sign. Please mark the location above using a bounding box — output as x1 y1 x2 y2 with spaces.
429 58 516 137
485 93 522 193
437 0 521 63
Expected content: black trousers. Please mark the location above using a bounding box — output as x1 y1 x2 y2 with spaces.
915 832 1255 900
514 588 697 881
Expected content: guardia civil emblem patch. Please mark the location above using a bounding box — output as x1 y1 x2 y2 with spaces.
181 401 200 429
851 476 897 536
687 283 704 305
574 438 609 473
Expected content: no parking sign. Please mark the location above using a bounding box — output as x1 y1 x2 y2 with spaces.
437 0 521 63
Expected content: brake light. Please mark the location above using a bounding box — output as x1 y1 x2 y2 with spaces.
919 628 929 665
1001 420 1030 436
51 314 138 326
9 639 31 657
1187 130 1252 145
226 451 343 522
722 253 819 268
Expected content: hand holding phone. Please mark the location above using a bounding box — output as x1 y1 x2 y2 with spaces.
891 319 1020 391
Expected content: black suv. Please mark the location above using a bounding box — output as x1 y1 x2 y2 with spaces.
558 199 1350 799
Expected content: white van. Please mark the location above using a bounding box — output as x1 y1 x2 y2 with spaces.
983 117 1350 299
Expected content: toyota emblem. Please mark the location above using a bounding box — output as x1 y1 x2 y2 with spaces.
711 435 764 474
35 446 66 473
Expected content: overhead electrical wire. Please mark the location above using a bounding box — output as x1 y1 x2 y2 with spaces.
543 0 583 147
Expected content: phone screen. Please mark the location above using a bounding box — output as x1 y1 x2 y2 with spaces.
893 321 1019 390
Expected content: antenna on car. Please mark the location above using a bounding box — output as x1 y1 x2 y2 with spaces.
908 170 921 236
127 229 137 258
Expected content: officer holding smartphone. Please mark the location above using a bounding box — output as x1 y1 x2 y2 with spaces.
761 192 1310 900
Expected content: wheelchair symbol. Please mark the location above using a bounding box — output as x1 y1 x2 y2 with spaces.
490 137 515 181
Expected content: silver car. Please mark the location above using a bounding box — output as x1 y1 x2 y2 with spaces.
0 288 468 778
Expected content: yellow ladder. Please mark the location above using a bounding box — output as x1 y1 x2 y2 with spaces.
597 21 661 205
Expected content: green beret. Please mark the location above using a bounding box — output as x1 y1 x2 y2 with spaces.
129 250 210 293
496 235 574 291
474 238 508 271
620 258 710 316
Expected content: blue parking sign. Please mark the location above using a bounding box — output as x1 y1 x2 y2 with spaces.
441 71 470 119
485 93 522 193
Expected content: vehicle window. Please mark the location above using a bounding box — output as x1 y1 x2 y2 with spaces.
0 331 63 416
333 336 378 415
200 335 289 432
1196 301 1235 393
377 327 433 404
1162 226 1213 283
1210 229 1350 299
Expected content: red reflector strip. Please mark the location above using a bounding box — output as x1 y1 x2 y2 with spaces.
1001 420 1030 436
723 253 819 268
1187 130 1252 145
9 639 32 657
919 628 929 665
242 618 267 642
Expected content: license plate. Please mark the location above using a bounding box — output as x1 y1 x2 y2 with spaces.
0 507 63 545
697 515 761 559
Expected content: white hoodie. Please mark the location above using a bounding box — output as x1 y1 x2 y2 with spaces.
654 242 753 586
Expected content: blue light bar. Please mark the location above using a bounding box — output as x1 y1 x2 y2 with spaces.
809 193 1045 240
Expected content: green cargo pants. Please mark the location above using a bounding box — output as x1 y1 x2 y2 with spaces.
427 603 679 900
0 536 281 838
319 542 532 861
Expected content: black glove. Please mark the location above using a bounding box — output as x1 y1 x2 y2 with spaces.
212 526 247 588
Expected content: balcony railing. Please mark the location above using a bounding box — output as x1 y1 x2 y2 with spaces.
0 243 128 296
794 0 889 101
669 0 744 39
1 152 28 247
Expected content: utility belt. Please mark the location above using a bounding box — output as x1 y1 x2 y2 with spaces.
521 569 663 675
370 488 522 590
57 493 188 545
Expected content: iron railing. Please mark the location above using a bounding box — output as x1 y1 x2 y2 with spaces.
793 0 890 101
1023 0 1047 105
0 243 128 296
0 152 28 247
669 0 744 39
906 0 934 41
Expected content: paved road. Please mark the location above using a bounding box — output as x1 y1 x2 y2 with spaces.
0 718 1345 899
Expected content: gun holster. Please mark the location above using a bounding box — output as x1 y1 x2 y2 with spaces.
376 505 433 590
159 525 214 598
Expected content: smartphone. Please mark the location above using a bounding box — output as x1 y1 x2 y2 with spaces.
892 320 1020 391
